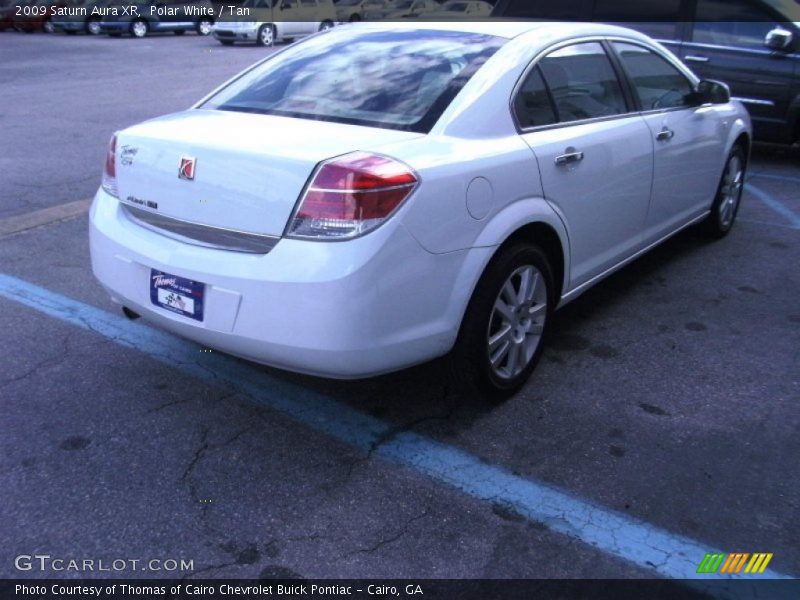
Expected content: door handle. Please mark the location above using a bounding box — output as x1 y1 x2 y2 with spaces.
554 150 584 166
684 55 710 63
656 128 675 142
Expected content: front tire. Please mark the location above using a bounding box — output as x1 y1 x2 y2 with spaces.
318 20 334 31
42 18 54 33
256 23 274 46
704 145 746 238
449 242 553 403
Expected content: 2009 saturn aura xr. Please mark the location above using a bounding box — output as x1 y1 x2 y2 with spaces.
89 22 751 400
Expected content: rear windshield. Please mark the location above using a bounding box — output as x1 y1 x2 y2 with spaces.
200 29 506 133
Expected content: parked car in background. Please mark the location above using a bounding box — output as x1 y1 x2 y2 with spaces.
492 0 800 146
12 0 68 32
91 22 750 400
333 0 386 22
52 0 113 34
212 0 336 46
374 0 441 19
99 0 215 37
0 0 23 31
424 0 492 18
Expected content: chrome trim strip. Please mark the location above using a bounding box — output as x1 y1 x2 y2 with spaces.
732 97 776 107
308 183 417 194
120 203 280 254
558 211 710 307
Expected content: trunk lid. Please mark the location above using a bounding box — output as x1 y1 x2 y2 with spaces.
115 109 423 238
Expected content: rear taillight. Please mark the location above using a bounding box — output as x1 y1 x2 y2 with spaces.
102 134 118 198
286 152 418 240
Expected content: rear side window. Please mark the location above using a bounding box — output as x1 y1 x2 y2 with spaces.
514 67 558 128
538 42 627 123
201 29 505 133
612 42 694 110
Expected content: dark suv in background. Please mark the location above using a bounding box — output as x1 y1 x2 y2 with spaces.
492 0 800 146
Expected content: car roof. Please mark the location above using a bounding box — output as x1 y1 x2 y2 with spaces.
337 20 654 42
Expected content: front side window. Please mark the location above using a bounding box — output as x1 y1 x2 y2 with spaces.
538 42 627 123
693 0 782 48
201 29 505 133
613 42 695 110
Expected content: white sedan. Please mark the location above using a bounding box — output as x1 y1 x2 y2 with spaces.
90 22 750 401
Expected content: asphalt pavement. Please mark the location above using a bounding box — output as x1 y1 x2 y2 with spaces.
0 32 798 583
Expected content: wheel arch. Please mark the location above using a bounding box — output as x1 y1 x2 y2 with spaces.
471 199 570 303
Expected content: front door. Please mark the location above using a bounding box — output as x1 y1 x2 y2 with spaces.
611 41 726 243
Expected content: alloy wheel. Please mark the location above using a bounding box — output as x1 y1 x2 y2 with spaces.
719 154 743 228
487 265 548 380
131 20 147 38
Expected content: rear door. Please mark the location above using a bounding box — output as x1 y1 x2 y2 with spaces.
611 41 726 243
515 41 654 288
681 0 796 142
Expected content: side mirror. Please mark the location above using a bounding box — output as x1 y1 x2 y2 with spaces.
765 26 793 51
691 79 731 105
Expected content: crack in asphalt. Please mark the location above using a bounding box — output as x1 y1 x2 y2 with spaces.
347 509 430 556
338 385 459 486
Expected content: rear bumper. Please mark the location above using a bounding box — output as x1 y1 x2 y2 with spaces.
89 189 477 378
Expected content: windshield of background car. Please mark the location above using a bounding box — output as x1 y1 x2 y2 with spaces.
201 29 506 133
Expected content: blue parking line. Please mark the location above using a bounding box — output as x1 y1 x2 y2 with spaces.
748 171 800 185
0 272 793 590
745 183 800 229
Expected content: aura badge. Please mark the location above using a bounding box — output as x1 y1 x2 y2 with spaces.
179 156 197 181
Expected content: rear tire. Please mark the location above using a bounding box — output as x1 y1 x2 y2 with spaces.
449 242 553 403
703 145 746 238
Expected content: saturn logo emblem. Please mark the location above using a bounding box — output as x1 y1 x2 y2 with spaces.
179 156 196 181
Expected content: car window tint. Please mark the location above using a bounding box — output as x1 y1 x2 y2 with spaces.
613 42 694 110
538 42 627 123
693 0 780 47
592 0 681 39
201 29 505 133
494 0 586 19
513 66 557 128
